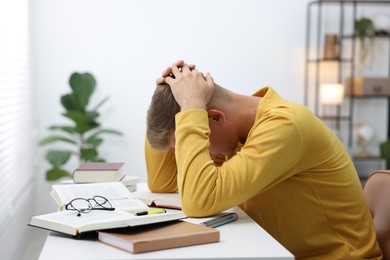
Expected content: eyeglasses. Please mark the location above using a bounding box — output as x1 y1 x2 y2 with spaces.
65 195 115 217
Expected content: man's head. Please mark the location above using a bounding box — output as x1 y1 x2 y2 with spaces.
146 83 179 151
147 82 228 151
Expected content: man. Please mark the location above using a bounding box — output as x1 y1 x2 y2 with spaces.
145 60 381 259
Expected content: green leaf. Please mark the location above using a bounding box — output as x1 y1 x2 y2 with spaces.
81 148 98 161
63 111 100 133
46 168 72 181
48 125 79 135
39 135 77 146
380 139 390 169
92 96 109 111
61 93 79 111
69 72 96 110
85 111 99 123
88 129 123 140
355 17 375 47
85 137 103 147
46 150 72 167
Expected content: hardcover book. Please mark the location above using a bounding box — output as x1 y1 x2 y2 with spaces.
73 162 125 183
29 182 187 237
97 220 220 253
29 209 186 237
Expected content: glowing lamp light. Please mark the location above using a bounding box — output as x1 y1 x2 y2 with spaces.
320 83 344 105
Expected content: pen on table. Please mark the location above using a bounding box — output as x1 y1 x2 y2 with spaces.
200 212 239 228
136 208 167 216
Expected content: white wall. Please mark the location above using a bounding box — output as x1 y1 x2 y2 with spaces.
31 0 309 214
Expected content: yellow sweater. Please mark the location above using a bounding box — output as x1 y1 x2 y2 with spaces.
145 87 381 259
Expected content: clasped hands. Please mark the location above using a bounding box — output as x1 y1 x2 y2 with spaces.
157 60 215 111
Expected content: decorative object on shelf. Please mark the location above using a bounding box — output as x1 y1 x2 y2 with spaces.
380 139 390 169
39 72 124 181
355 17 376 68
323 34 340 60
354 123 375 158
346 77 390 97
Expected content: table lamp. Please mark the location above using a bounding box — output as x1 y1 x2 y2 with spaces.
320 83 344 134
320 83 344 105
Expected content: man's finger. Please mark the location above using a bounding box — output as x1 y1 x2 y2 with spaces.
164 75 174 85
161 67 172 78
181 63 191 73
156 77 165 85
170 64 181 78
205 72 214 87
173 60 185 68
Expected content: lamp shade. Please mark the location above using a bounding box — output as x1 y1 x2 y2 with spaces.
320 83 344 105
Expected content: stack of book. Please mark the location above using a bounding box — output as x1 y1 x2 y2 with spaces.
28 180 221 253
28 162 223 254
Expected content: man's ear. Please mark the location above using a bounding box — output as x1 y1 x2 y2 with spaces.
207 109 226 125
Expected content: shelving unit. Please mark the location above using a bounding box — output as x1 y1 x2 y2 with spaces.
304 0 390 148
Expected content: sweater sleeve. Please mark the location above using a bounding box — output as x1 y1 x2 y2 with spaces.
175 109 303 217
144 137 178 192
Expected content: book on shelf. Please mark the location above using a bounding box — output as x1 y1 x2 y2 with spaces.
73 162 125 183
97 220 220 254
131 190 182 210
29 207 186 238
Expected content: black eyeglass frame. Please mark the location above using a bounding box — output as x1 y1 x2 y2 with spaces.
65 195 115 217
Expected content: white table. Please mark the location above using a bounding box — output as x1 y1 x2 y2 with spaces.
38 185 293 260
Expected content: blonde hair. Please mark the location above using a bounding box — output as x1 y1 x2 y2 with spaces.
146 82 225 150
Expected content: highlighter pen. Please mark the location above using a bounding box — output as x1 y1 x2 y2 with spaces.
136 209 167 216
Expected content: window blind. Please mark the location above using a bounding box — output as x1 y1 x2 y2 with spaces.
0 0 33 236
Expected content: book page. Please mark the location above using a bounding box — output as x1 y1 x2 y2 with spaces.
51 182 148 211
30 210 135 235
40 209 133 226
131 190 181 209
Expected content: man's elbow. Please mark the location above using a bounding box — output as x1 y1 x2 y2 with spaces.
147 179 177 193
181 199 221 218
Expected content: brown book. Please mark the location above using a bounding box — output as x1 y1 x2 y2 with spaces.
73 162 125 183
97 220 220 253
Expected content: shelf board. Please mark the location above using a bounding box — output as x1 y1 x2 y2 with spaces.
353 155 384 161
342 32 390 39
348 95 390 98
307 58 353 63
320 115 351 121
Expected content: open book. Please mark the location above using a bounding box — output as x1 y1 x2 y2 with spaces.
29 208 186 237
29 182 186 237
131 190 182 210
50 182 146 212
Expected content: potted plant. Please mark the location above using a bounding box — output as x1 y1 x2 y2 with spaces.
39 72 123 181
380 139 390 169
355 17 376 67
